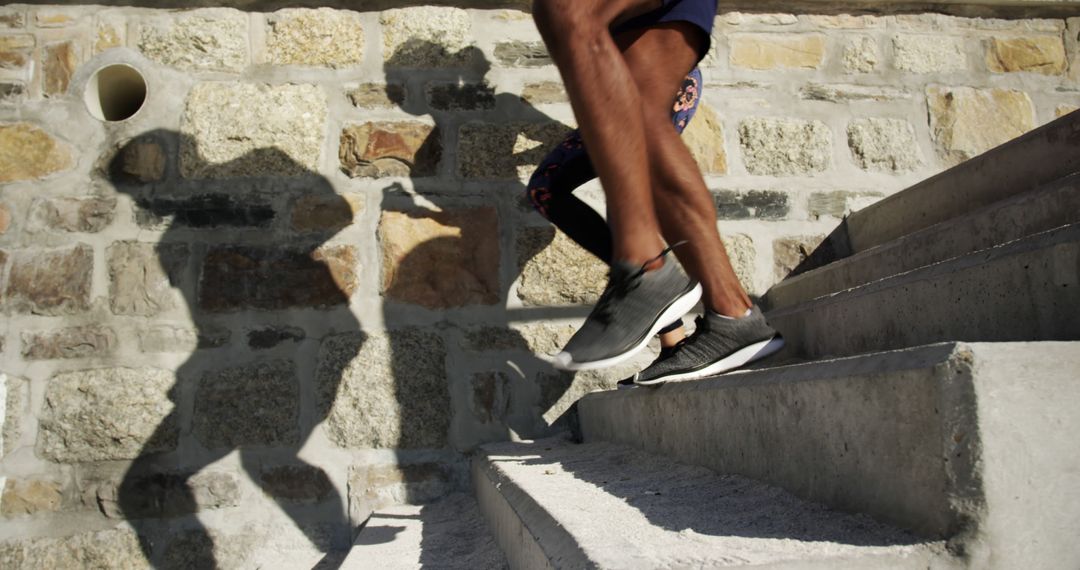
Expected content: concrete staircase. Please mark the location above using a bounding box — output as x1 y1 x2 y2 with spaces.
470 110 1080 570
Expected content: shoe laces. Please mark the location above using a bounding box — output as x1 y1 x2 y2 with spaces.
593 242 688 325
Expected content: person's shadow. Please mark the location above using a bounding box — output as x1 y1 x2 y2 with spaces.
107 131 361 568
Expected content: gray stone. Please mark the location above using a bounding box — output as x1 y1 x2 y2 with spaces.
347 83 406 108
138 325 230 353
462 327 530 352
138 9 248 72
161 527 258 570
893 34 966 73
30 196 116 233
458 122 572 179
38 367 177 462
510 322 577 356
266 8 364 68
180 82 327 178
381 7 475 68
3 374 25 457
133 194 275 230
774 235 825 281
799 83 911 102
0 529 147 569
516 227 606 306
739 118 831 176
318 330 449 449
198 245 358 312
494 41 551 67
722 233 757 295
808 191 884 220
247 326 305 349
90 469 240 519
472 372 509 423
259 465 334 504
193 360 299 449
847 118 921 173
0 82 25 105
349 461 456 522
713 189 789 220
108 241 188 316
22 326 117 360
5 245 93 315
426 81 495 111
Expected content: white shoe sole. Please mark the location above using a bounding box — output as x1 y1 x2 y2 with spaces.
551 283 702 371
634 335 785 386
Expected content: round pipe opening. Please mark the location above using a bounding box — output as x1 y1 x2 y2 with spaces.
84 63 147 122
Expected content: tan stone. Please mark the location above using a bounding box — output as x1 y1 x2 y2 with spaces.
739 117 831 176
0 10 25 29
3 374 25 457
43 42 77 96
291 193 364 232
774 235 826 282
381 7 474 68
22 326 117 360
517 227 606 306
108 241 187 316
893 35 966 73
95 18 124 53
347 83 405 108
340 122 440 178
0 203 9 234
521 81 567 105
2 479 63 516
511 322 577 356
1057 104 1079 118
0 529 147 569
987 36 1067 75
722 12 798 27
847 118 922 173
681 103 727 175
843 35 878 73
348 462 454 521
380 208 500 308
267 8 364 68
805 15 885 29
0 35 33 50
36 11 76 28
928 86 1036 163
138 9 248 72
0 123 73 183
730 34 826 70
0 35 31 70
113 138 166 182
722 233 757 294
6 245 93 315
458 122 573 179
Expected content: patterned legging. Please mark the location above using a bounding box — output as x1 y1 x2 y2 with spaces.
525 67 703 264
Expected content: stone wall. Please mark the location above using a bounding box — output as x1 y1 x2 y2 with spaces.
0 2 1077 566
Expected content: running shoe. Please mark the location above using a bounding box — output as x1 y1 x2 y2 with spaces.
551 253 701 371
632 306 784 385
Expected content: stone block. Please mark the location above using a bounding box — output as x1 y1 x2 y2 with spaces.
722 233 757 294
0 123 73 183
108 241 188 316
5 245 92 316
893 35 966 73
379 208 500 309
109 137 166 183
247 326 305 349
847 118 921 173
799 83 910 103
458 122 572 179
139 325 230 353
927 86 1035 163
198 245 358 312
0 82 25 106
461 326 530 352
22 326 117 360
260 465 334 504
381 7 474 68
1057 104 1080 118
426 81 495 111
90 469 241 519
291 193 363 233
30 196 116 233
516 226 606 306
722 12 798 26
95 17 124 53
0 529 146 569
681 103 727 175
713 190 789 220
471 372 509 423
774 235 826 282
1 479 62 517
340 122 440 178
987 36 1067 75
808 191 884 219
35 11 76 28
348 462 455 521
266 8 364 68
0 10 25 29
347 83 405 108
805 15 884 29
521 81 567 105
138 9 248 72
494 41 551 67
317 329 449 450
133 195 275 230
161 528 260 570
739 117 831 176
3 374 25 457
842 35 878 73
43 42 76 97
38 367 177 462
511 322 577 356
180 82 326 178
193 360 299 449
730 34 826 70
0 34 31 71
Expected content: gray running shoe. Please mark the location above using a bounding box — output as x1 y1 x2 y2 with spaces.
632 306 784 385
552 255 701 371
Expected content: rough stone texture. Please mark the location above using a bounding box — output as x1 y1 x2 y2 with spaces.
774 235 826 281
110 138 166 183
138 9 248 72
927 86 1036 163
349 462 455 521
318 329 450 449
180 82 327 178
199 245 358 312
0 123 73 183
347 83 405 108
379 208 500 308
808 191 885 219
30 196 116 233
1 479 62 516
458 122 572 179
730 34 826 70
893 35 967 73
340 122 440 178
38 367 177 462
843 35 878 73
5 245 93 316
494 41 551 67
108 241 188 316
381 7 474 68
714 190 789 220
847 118 921 173
521 81 567 105
987 36 1067 75
291 193 364 233
0 529 147 569
43 41 77 97
139 325 227 353
426 81 496 111
3 375 24 457
462 327 530 352
799 83 910 102
266 8 364 68
0 34 32 71
0 82 25 106
511 322 577 356
722 12 799 26
739 117 831 176
472 372 509 423
193 360 299 449
722 233 757 294
95 18 124 53
133 195 275 230
260 465 334 504
517 226 606 306
91 469 241 519
681 103 727 175
22 326 117 360
247 325 305 349
1057 104 1080 118
805 15 885 29
0 10 26 29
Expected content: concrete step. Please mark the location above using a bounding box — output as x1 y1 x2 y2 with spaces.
579 342 1080 570
340 492 508 569
764 173 1080 310
766 222 1079 359
799 109 1080 273
473 436 951 570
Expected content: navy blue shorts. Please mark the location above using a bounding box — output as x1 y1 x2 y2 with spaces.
612 0 719 62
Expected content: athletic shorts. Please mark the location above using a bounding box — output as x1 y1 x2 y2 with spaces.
612 0 719 62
